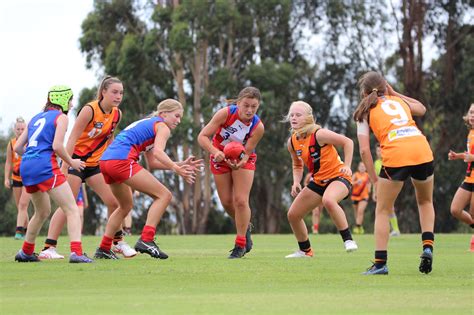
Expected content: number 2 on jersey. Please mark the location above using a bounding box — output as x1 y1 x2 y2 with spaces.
28 118 46 147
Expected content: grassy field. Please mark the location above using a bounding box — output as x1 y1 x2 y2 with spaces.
0 233 472 314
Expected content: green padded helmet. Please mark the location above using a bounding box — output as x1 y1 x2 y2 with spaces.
48 85 73 112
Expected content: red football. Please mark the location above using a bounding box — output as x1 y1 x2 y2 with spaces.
223 142 245 161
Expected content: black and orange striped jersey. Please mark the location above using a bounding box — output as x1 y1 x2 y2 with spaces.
9 137 22 182
465 129 474 183
291 129 351 186
73 100 120 167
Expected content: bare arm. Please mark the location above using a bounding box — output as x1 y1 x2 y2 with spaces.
53 115 85 171
153 123 195 183
386 83 426 116
287 137 304 197
357 134 378 184
14 130 28 156
64 105 94 162
197 108 228 162
316 128 353 176
144 149 169 170
4 141 13 188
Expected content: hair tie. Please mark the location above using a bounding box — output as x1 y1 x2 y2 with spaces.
372 88 378 93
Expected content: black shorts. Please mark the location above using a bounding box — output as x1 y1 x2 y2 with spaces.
68 165 101 183
307 177 352 199
352 198 368 205
460 181 474 192
12 179 23 187
379 161 434 181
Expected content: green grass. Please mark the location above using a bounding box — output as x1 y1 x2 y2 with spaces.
0 234 473 314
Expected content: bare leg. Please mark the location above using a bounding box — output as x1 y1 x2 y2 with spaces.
214 172 235 219
231 169 254 236
374 178 404 250
450 187 474 225
287 188 322 242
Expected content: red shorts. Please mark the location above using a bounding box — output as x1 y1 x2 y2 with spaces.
100 159 143 184
210 153 257 175
25 174 66 193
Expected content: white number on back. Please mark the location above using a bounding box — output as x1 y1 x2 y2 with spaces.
28 118 46 147
381 100 409 126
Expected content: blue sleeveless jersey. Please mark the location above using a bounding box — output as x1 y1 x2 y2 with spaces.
101 116 164 161
20 109 63 186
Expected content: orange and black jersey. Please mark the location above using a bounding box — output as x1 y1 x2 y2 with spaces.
351 171 370 201
9 137 22 182
73 100 120 167
465 129 474 183
291 129 351 186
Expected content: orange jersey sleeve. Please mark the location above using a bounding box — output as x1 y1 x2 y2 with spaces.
351 172 369 201
368 96 433 167
465 129 474 183
73 101 120 167
10 138 22 182
291 130 351 186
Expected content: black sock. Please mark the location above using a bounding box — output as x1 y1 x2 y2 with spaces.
298 239 311 252
339 228 353 242
15 226 26 234
113 230 124 245
43 238 58 251
422 231 434 252
374 250 387 268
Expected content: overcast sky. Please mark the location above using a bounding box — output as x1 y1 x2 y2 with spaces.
0 0 95 136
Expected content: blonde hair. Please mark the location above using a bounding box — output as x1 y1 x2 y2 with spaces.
353 71 386 122
149 99 183 117
463 103 474 129
15 116 25 124
97 76 122 101
283 101 320 137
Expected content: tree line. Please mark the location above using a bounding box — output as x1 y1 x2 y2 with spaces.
0 0 472 235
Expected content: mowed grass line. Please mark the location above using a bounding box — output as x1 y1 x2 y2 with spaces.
0 234 472 314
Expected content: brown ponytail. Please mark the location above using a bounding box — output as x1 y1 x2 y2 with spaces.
353 71 386 122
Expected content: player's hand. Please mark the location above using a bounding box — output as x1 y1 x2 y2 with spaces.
174 164 196 184
4 178 11 189
70 159 85 172
181 155 204 172
386 81 395 95
372 182 378 202
448 150 457 160
340 165 352 177
227 154 249 170
212 151 226 163
291 183 302 198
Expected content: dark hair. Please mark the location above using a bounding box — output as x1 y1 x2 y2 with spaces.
353 71 386 122
227 86 262 105
97 76 122 101
43 101 64 113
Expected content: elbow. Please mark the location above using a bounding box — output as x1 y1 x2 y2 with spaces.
52 142 61 152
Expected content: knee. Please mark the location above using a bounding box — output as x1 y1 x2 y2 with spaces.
233 197 248 211
287 209 300 223
450 206 461 217
35 208 51 221
105 200 119 211
322 197 337 211
160 190 172 204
